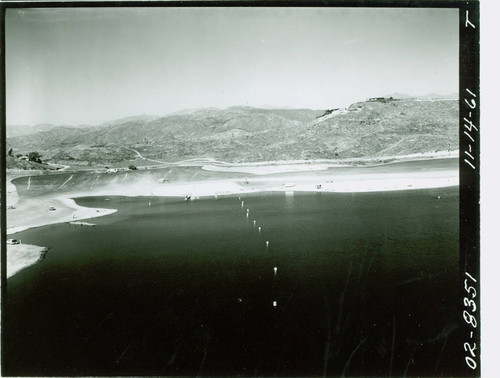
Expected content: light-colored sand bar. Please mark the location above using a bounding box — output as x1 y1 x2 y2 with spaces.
7 243 49 278
200 150 458 171
202 164 338 175
7 196 117 235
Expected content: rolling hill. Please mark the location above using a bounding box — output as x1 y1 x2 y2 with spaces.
6 97 458 167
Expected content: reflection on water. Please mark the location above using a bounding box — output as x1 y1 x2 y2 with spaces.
4 188 464 376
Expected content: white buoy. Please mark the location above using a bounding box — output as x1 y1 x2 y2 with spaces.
274 267 277 275
258 227 262 233
241 201 244 207
273 301 277 308
148 201 151 206
246 213 249 218
246 208 249 213
253 220 256 226
266 241 269 247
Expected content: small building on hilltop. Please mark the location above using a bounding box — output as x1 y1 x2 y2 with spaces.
367 96 398 103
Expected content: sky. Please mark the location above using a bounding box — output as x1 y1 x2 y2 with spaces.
6 7 459 126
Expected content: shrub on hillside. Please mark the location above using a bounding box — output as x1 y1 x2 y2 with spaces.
28 151 42 163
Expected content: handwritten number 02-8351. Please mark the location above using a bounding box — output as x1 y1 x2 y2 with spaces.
463 273 478 370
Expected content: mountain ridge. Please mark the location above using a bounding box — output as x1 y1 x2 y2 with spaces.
6 97 458 167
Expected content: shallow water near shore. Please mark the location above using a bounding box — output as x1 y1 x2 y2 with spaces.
4 188 464 376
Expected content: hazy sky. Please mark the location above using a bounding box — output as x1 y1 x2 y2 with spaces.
6 7 459 126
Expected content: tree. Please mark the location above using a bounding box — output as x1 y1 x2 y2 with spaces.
128 165 137 170
8 148 13 157
28 151 42 163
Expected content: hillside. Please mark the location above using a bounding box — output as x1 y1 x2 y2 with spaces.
5 155 59 171
6 98 458 167
6 123 93 138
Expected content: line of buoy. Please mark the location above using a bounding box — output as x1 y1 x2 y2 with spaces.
237 196 276 309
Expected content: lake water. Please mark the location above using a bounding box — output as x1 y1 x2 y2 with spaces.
4 188 464 376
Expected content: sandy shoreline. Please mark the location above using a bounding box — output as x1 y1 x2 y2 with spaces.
7 197 117 235
7 243 49 278
201 150 458 170
6 191 117 278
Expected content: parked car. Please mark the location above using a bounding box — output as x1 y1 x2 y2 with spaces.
7 239 21 245
49 206 56 211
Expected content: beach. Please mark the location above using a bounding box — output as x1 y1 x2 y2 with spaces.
7 196 117 235
6 243 49 279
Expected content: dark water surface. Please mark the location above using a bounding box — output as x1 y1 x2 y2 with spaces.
4 188 462 376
